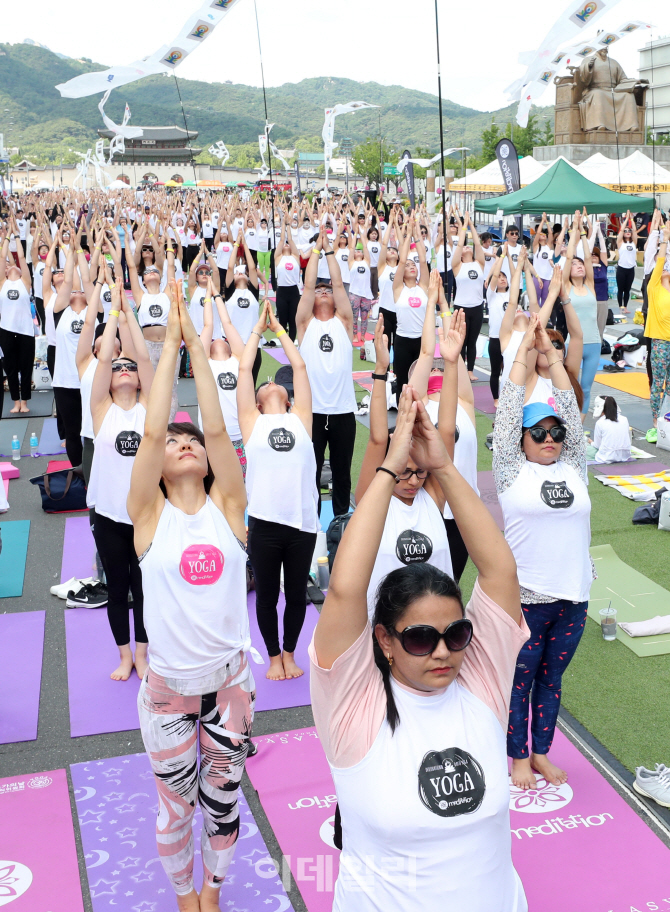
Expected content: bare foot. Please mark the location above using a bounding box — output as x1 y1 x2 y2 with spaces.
282 651 304 679
266 654 286 681
468 372 477 382
199 882 222 911
19 402 29 413
176 889 201 912
110 646 134 681
510 757 537 790
531 752 568 785
10 403 20 414
134 646 149 680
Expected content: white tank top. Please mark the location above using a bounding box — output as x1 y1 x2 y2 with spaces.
499 459 592 601
454 262 484 308
534 245 554 280
276 256 300 287
137 292 169 327
53 305 86 389
140 497 250 680
395 283 428 338
227 288 258 343
425 400 479 519
335 249 350 283
317 251 331 281
45 292 57 346
377 265 397 313
189 286 223 339
349 260 373 299
245 228 258 251
33 261 46 299
367 241 381 267
300 316 356 415
0 279 34 336
215 240 234 269
198 357 241 440
618 242 637 269
486 287 509 340
525 374 554 407
80 357 98 439
501 330 524 388
245 412 318 532
87 401 146 523
501 243 522 280
331 678 527 912
366 488 453 619
256 229 270 252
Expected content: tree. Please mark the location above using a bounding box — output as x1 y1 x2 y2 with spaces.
480 120 501 165
539 120 554 147
646 128 670 146
351 137 395 188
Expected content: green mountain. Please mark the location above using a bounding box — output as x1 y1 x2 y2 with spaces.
0 42 551 163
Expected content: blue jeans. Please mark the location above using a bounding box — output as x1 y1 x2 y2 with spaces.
507 599 588 758
580 342 601 414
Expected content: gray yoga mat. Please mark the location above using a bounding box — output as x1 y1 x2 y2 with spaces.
0 417 30 457
2 391 54 418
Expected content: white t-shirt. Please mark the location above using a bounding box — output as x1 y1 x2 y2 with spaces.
300 316 356 415
593 414 631 464
215 239 234 270
0 280 34 337
87 402 146 524
226 287 259 343
395 284 428 338
53 305 86 389
199 357 240 440
454 261 484 308
276 256 300 287
618 242 637 269
335 248 350 283
487 285 509 340
425 400 479 520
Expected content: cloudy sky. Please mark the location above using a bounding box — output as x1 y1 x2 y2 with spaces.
3 0 668 112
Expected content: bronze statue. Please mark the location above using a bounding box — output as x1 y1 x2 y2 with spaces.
576 48 648 134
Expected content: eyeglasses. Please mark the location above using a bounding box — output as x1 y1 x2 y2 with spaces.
397 467 428 481
389 619 474 656
111 361 138 372
524 425 567 444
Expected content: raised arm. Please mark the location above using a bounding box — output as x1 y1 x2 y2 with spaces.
76 277 102 374
237 304 269 439
296 232 322 338
355 315 391 501
266 305 312 435
410 269 441 400
323 226 353 336
436 308 466 461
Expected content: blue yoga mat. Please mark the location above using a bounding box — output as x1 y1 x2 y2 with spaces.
0 520 30 597
319 499 334 533
36 417 67 457
0 418 29 457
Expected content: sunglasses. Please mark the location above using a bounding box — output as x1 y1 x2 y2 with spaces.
551 339 564 350
111 361 138 372
389 619 474 656
524 425 567 444
142 246 153 252
397 467 428 481
53 269 64 275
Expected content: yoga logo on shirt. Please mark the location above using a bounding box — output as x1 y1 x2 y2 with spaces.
237 297 251 309
217 371 237 391
103 291 112 303
540 479 574 509
115 430 142 457
418 747 486 818
70 319 84 335
148 303 163 319
6 289 19 300
319 334 334 353
408 296 422 308
285 262 294 270
541 252 549 259
357 266 366 274
395 530 433 565
467 270 478 280
268 427 296 452
179 543 224 586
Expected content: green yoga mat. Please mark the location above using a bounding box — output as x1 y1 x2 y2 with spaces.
588 544 670 657
0 418 29 458
0 520 30 597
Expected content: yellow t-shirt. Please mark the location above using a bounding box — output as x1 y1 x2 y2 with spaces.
645 256 670 342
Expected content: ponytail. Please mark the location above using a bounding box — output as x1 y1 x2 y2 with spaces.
565 366 584 412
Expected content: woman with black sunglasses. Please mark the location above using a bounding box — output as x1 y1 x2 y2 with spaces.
311 385 528 912
494 312 591 792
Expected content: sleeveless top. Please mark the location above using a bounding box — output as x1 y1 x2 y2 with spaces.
568 286 600 345
335 248 350 283
80 358 98 440
378 265 397 314
189 286 223 339
525 374 554 407
227 287 259 343
454 261 484 308
425 400 479 519
87 401 146 524
534 245 554 280
276 255 300 287
53 305 86 389
137 292 169 328
0 279 33 336
300 316 356 415
396 284 428 338
349 260 373 299
198 357 241 440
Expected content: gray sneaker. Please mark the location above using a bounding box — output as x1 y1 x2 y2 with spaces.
634 766 670 808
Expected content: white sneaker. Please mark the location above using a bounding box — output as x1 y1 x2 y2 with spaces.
634 766 670 808
50 576 96 599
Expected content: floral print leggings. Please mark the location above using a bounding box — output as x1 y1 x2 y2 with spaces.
350 294 373 338
650 339 670 420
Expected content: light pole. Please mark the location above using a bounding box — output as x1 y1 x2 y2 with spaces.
340 137 353 195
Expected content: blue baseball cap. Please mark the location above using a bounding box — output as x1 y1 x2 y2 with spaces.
522 402 566 428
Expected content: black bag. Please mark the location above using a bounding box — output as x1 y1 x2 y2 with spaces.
320 459 332 490
606 308 614 326
326 512 353 570
632 491 663 525
601 339 612 355
30 467 88 513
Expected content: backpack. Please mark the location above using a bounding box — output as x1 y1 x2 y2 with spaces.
326 512 353 570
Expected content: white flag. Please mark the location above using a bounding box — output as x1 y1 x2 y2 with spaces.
98 89 143 139
208 140 230 166
321 101 378 186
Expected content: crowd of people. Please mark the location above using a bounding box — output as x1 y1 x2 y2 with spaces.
1 184 669 912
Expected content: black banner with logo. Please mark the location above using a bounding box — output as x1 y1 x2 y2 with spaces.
494 139 522 234
400 149 416 209
295 161 302 200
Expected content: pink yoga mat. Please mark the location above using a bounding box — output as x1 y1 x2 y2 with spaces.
478 470 504 531
0 461 20 479
0 611 45 744
247 590 317 712
60 516 97 584
472 383 496 414
247 724 670 911
0 768 84 911
264 346 290 364
174 410 193 423
591 459 668 476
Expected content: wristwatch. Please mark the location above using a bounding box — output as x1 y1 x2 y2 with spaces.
371 372 388 382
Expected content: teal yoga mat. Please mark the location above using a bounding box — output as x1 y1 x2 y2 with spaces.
0 520 30 597
0 418 29 457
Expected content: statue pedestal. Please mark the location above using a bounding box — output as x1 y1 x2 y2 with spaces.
533 144 670 167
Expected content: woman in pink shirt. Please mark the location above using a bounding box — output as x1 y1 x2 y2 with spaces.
310 386 529 912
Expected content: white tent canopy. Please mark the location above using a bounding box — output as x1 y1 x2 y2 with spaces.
449 155 548 191
106 179 131 190
578 150 670 191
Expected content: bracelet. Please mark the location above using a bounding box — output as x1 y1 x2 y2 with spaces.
251 330 262 337
513 360 527 367
214 293 222 300
276 329 287 338
109 283 116 289
376 466 398 482
96 281 104 286
95 245 101 251
203 297 211 304
440 311 450 319
325 250 334 256
77 248 84 254
372 371 388 381
109 310 120 318
547 357 561 367
580 232 587 237
311 249 320 256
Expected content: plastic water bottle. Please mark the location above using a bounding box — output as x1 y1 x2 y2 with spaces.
317 556 330 590
30 433 39 457
11 435 21 461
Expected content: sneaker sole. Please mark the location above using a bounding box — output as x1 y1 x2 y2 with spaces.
65 599 108 609
633 780 670 808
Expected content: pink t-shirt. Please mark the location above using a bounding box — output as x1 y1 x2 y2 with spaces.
309 579 529 769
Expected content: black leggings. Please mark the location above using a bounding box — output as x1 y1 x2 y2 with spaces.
446 271 457 305
378 307 397 362
454 304 484 373
312 411 357 518
0 329 34 402
34 297 45 334
52 386 83 467
393 335 422 404
616 265 635 308
276 285 301 342
488 337 503 400
247 517 317 656
92 512 146 646
445 518 469 583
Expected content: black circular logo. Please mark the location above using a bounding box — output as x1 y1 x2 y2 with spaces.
454 425 460 443
467 269 478 280
7 289 19 300
502 301 509 312
115 429 142 457
70 319 84 335
341 254 348 262
319 334 334 353
357 266 365 274
395 530 433 565
418 748 486 818
511 253 519 262
148 303 163 319
371 245 379 254
541 251 549 259
268 427 295 452
103 291 112 303
540 479 574 509
237 296 250 309
390 270 396 282
217 372 237 391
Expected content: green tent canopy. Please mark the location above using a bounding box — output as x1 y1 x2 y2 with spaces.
474 158 655 215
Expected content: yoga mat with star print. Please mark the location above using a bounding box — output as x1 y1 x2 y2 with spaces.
246 724 670 911
71 753 293 912
0 768 84 911
0 610 45 744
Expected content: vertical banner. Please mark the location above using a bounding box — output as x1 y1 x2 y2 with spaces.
495 139 523 234
295 161 302 200
400 150 416 209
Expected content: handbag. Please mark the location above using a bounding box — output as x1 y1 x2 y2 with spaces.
30 467 88 513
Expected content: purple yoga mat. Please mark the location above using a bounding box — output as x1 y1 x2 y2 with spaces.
37 417 68 457
0 611 45 744
248 590 317 712
478 470 504 531
61 516 97 583
472 383 496 414
65 609 141 737
591 459 669 476
0 768 84 912
264 346 290 365
71 752 293 912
